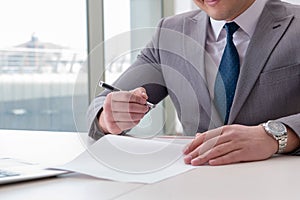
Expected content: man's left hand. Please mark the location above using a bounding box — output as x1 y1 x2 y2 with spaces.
183 125 278 166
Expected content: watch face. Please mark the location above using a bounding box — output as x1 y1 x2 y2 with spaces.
268 121 286 136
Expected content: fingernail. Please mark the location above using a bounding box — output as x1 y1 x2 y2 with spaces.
183 146 189 154
142 92 148 99
184 155 192 164
191 158 200 166
209 159 216 165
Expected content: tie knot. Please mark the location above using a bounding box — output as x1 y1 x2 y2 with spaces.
224 22 239 37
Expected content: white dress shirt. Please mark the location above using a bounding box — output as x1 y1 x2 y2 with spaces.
205 0 268 99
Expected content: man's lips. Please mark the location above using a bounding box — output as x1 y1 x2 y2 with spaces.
204 0 220 6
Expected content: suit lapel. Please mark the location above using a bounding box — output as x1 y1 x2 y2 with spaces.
183 12 208 81
229 2 295 123
183 12 222 127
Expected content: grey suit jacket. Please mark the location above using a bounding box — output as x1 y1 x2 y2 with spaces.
87 0 300 152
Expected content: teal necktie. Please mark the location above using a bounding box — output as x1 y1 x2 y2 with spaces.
214 22 240 124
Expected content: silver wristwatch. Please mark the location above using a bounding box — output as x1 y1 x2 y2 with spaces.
262 120 288 154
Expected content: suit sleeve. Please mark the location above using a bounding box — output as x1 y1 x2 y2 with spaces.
277 113 300 155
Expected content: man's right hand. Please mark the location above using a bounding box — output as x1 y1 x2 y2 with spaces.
98 87 150 134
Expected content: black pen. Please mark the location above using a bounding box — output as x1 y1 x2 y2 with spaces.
99 81 156 109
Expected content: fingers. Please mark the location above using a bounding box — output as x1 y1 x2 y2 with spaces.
184 133 234 165
106 87 149 114
187 141 241 166
132 87 148 100
111 88 148 105
100 117 140 134
99 87 150 134
183 127 223 154
107 112 146 122
183 125 243 166
208 150 243 166
110 101 149 113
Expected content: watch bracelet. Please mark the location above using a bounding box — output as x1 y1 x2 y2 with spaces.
277 134 288 154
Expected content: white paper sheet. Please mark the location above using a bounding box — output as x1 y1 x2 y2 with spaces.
56 135 196 184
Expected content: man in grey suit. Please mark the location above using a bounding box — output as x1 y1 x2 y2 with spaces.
87 0 300 166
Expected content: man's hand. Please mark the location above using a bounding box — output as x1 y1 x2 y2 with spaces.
98 87 149 134
183 125 278 166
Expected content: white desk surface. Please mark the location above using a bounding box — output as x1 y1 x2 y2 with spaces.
1 130 299 200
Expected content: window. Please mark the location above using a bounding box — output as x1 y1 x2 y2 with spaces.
0 0 88 132
103 0 162 83
283 0 300 4
103 0 166 137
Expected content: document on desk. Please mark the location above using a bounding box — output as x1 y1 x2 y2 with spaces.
56 135 196 184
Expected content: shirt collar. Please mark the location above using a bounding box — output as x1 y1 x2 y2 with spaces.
210 0 269 40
